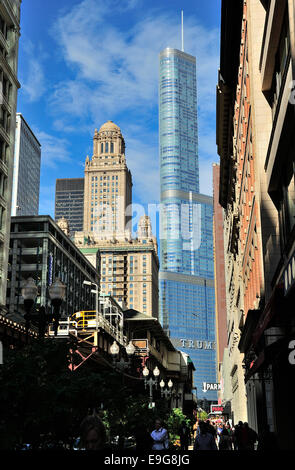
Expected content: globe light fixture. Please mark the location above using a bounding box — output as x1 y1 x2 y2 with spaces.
153 366 160 377
143 366 150 377
110 341 120 356
160 379 165 388
125 341 135 356
168 379 173 388
21 277 38 303
21 277 66 340
48 278 66 303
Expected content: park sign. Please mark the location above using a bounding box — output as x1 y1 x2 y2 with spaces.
202 382 221 393
210 405 224 414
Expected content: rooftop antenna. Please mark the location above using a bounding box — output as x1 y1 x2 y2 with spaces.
181 10 184 52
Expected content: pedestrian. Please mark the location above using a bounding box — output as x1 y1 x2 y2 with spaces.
193 420 198 439
80 414 106 450
233 421 243 450
178 420 190 452
150 419 169 452
226 423 234 449
193 421 218 451
218 425 232 450
206 420 217 438
242 422 258 450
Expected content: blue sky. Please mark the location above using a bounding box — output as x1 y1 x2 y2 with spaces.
18 0 221 218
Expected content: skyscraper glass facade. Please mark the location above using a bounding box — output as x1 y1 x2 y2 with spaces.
12 114 41 217
159 48 217 400
55 178 84 235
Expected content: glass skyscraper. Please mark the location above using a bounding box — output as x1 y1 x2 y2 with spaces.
11 114 41 217
55 178 84 235
159 48 217 401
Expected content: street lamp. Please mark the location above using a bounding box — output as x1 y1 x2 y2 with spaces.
160 379 173 400
83 280 99 331
159 380 181 407
110 340 136 371
48 279 66 335
126 341 136 356
21 277 66 341
143 366 161 403
110 340 120 356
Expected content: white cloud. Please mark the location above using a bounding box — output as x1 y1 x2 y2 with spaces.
49 0 219 201
125 135 159 205
20 40 46 102
33 129 71 168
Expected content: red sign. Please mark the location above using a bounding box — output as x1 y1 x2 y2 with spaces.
211 405 224 414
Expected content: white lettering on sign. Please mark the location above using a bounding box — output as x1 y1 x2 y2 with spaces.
202 382 221 393
178 339 216 350
289 340 295 365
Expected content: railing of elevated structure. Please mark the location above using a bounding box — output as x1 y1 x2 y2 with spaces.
48 310 127 346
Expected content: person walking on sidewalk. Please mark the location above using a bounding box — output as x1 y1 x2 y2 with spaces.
218 425 232 450
193 421 218 451
178 421 190 452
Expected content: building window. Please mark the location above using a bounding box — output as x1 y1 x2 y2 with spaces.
110 142 114 153
101 143 103 153
270 12 290 118
105 142 109 153
279 160 295 246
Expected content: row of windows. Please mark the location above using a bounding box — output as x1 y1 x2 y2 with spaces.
100 142 114 154
92 176 119 181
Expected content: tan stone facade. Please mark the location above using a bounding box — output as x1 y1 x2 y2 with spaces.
76 216 159 318
213 164 228 402
218 0 295 444
83 121 132 238
217 0 267 424
0 0 21 313
241 0 295 445
75 122 159 318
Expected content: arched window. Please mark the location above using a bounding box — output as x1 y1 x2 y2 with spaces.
105 142 109 153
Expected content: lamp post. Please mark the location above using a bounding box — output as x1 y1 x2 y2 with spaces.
160 380 182 407
143 366 160 404
21 277 66 341
172 390 182 408
49 279 66 335
110 340 136 371
160 379 173 400
83 280 99 331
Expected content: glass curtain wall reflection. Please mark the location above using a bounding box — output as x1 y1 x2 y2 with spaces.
159 48 217 400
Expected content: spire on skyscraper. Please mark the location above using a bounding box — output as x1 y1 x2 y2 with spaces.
181 10 184 52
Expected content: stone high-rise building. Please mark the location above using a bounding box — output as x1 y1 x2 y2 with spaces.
76 216 159 317
217 0 295 448
0 0 21 313
83 121 132 238
75 122 159 318
212 163 228 407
